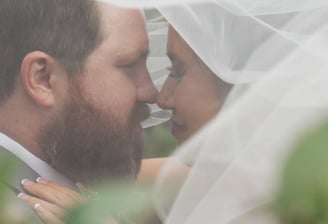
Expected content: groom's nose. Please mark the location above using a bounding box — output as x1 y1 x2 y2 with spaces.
136 69 159 104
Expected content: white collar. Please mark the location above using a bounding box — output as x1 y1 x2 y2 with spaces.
0 132 76 189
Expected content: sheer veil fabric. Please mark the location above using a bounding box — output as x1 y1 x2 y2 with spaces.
100 0 328 223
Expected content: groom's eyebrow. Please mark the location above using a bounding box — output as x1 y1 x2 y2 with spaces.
134 49 150 61
119 49 149 63
131 48 149 58
140 49 150 57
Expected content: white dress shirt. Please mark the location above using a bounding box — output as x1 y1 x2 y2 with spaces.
0 132 75 189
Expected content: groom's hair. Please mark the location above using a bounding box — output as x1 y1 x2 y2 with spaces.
0 0 103 102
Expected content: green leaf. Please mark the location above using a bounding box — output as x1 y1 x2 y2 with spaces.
273 119 328 224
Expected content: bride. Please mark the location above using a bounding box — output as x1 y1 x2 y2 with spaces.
18 0 328 223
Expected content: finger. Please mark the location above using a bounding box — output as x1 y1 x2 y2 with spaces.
34 203 64 224
36 178 84 203
21 179 82 209
17 192 65 218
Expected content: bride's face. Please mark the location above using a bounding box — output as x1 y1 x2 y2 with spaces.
157 26 231 145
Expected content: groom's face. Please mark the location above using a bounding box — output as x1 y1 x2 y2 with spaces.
39 4 157 185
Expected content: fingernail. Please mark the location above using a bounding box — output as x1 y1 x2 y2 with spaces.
17 192 29 200
36 177 47 184
21 179 34 186
34 203 46 213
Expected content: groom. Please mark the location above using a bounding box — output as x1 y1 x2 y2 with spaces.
0 0 157 194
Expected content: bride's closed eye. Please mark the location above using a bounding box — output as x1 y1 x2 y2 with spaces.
167 66 185 78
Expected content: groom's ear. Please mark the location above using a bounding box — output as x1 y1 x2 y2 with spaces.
20 51 68 108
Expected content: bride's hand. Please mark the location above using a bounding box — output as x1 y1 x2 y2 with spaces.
18 178 84 224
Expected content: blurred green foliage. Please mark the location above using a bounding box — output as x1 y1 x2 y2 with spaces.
0 154 16 208
143 122 176 158
66 183 157 224
273 120 328 224
0 155 34 224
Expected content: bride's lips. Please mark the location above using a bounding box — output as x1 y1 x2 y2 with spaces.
171 119 187 140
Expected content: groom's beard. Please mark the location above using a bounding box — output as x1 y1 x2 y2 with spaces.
39 86 150 186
